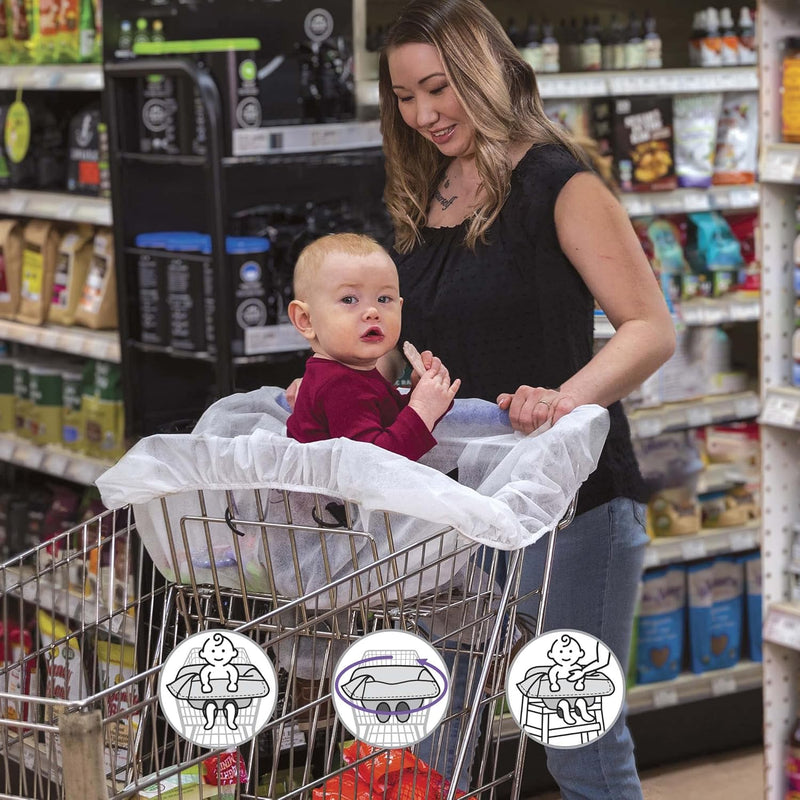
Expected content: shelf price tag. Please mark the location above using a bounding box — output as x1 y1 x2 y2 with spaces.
686 404 714 428
762 148 800 183
0 436 14 461
643 548 661 569
710 675 738 696
652 688 679 708
730 529 758 552
760 392 800 428
631 416 663 439
681 538 708 561
683 192 711 212
764 608 800 650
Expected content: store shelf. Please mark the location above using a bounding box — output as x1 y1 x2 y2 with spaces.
0 190 112 226
495 660 762 739
759 143 800 184
230 120 382 158
357 67 758 107
594 296 760 338
642 521 760 569
0 434 112 485
0 63 103 91
620 184 760 217
1 565 136 643
626 661 763 714
628 391 761 438
678 295 760 326
759 386 800 430
0 319 120 362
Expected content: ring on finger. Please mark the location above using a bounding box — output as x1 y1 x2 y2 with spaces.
536 399 551 408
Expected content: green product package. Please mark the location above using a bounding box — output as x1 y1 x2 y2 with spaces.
0 356 13 431
28 364 62 445
12 360 29 438
61 367 82 451
83 359 124 459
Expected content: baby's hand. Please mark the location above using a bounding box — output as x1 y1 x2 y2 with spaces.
408 356 460 431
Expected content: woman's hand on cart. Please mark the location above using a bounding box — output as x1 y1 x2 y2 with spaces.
497 386 579 435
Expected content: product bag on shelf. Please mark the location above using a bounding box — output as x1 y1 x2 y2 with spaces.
636 565 686 684
66 105 102 195
0 355 13 432
73 228 117 330
0 219 22 319
713 92 759 185
48 223 94 325
740 551 762 662
687 555 745 673
673 93 723 188
96 388 610 602
16 219 60 325
81 359 124 460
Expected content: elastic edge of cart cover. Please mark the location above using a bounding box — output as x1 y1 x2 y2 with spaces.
96 387 609 552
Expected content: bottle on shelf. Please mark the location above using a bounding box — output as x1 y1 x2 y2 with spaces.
580 16 601 72
151 19 165 45
737 7 757 65
133 17 149 47
624 12 645 70
689 10 707 67
719 7 739 65
520 18 543 72
701 7 723 67
540 20 560 73
116 19 133 59
643 11 662 69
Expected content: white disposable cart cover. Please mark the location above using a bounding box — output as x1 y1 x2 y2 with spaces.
96 387 609 600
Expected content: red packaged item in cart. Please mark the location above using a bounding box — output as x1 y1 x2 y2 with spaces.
312 768 373 800
0 621 32 723
203 750 248 788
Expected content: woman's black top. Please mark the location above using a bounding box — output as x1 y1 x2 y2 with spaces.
393 142 647 515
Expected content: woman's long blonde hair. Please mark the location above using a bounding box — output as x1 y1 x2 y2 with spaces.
379 0 586 253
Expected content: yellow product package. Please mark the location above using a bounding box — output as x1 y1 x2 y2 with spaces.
17 220 60 325
83 359 124 459
48 223 94 325
0 219 23 318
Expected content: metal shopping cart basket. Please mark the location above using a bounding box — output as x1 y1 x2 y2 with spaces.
0 390 609 800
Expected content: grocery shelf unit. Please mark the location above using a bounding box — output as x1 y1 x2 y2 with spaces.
104 55 385 438
758 0 800 797
0 63 116 488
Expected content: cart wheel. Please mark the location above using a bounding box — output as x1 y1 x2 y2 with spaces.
395 701 410 723
376 702 392 723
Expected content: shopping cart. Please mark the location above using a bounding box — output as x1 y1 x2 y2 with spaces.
0 391 608 800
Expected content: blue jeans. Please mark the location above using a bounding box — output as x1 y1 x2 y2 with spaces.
516 497 647 800
419 497 648 799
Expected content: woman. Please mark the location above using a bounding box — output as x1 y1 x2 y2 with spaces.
377 0 676 797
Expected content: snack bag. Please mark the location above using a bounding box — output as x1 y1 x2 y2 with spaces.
0 218 23 318
48 224 94 325
713 92 759 185
17 219 60 325
673 93 723 188
74 228 117 329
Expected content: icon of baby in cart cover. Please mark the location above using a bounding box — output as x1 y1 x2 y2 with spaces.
159 630 277 749
507 629 626 750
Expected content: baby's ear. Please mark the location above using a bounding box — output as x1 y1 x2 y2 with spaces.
288 300 315 342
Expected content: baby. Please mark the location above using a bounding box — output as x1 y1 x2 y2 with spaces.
198 632 241 731
286 232 459 460
546 633 596 726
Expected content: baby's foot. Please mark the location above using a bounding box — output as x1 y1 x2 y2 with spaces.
576 698 594 723
203 701 217 730
224 700 238 730
557 699 576 725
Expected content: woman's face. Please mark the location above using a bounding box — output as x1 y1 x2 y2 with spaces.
387 42 475 158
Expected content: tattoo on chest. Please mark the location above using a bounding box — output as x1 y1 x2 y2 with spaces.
434 187 458 211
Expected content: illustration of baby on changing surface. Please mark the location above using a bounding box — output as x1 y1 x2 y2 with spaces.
546 633 611 725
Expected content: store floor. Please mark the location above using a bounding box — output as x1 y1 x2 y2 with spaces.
525 745 764 799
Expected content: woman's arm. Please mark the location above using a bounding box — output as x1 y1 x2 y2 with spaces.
499 171 675 433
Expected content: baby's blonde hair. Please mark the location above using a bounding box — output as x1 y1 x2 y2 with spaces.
293 233 390 300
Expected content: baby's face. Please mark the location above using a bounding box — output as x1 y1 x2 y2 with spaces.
306 251 403 370
202 636 236 665
550 637 582 666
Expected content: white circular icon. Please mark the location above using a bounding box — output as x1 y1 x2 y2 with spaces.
505 629 625 750
158 630 277 748
332 630 450 748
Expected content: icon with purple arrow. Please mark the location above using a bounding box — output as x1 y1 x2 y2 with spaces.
332 630 451 747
